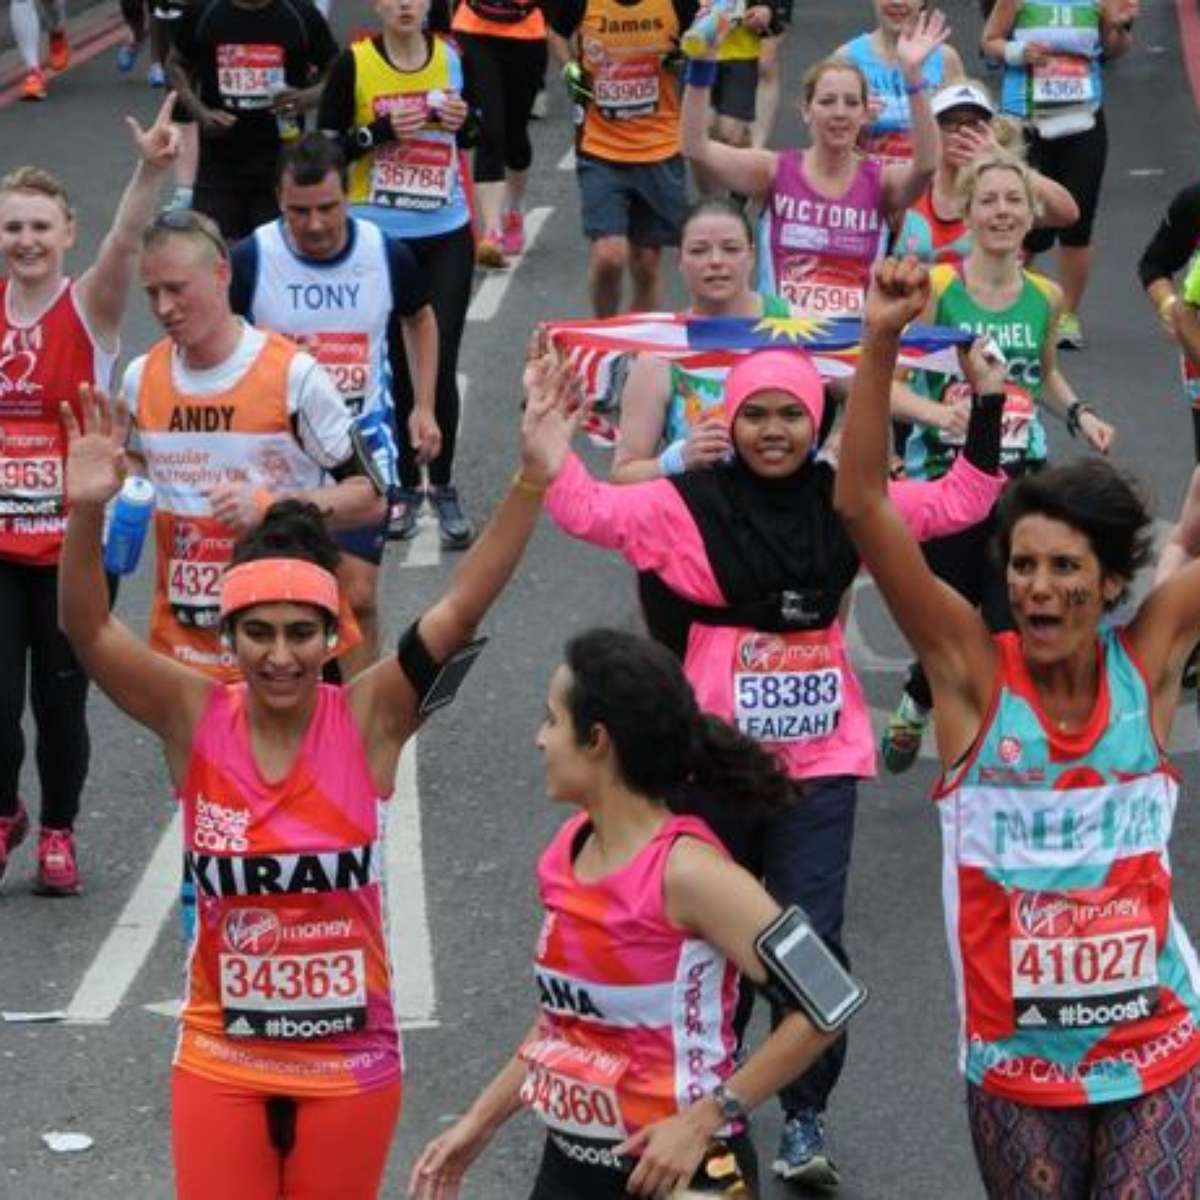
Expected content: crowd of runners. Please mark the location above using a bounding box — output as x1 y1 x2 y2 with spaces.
9 0 1200 1195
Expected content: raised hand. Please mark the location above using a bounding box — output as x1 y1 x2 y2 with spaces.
683 415 732 469
863 257 930 337
897 8 951 83
126 91 182 169
520 328 585 486
62 384 130 506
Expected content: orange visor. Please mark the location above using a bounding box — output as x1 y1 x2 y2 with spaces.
219 558 340 623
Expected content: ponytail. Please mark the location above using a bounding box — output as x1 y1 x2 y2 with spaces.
563 628 791 819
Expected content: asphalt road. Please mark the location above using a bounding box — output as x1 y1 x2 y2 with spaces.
1 2 1198 1198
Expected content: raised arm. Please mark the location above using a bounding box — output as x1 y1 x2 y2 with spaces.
834 259 995 766
880 11 944 214
59 387 211 784
680 55 777 199
76 95 180 348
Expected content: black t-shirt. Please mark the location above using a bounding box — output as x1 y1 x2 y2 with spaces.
175 0 338 169
1138 182 1200 289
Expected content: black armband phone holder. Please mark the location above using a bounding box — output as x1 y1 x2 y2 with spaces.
397 621 488 718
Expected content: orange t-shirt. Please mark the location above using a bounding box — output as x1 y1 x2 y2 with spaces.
451 0 546 39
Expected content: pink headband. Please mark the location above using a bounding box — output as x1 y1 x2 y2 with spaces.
724 349 826 432
219 558 340 622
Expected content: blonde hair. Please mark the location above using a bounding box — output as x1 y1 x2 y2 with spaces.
955 151 1043 221
801 56 869 107
0 166 74 220
141 209 229 264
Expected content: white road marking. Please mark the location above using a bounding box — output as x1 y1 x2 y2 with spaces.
467 206 553 324
1130 169 1166 177
386 737 438 1026
557 146 576 171
64 811 181 1024
401 512 442 568
457 371 470 436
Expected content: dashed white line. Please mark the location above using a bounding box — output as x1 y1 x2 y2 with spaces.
467 206 553 324
557 146 576 171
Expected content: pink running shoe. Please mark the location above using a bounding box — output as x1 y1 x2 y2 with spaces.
35 828 80 896
0 803 29 883
501 209 525 257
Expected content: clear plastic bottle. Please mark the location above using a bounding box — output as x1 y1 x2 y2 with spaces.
680 0 745 58
267 80 301 142
102 476 155 575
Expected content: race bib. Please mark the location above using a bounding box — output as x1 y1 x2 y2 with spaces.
0 423 64 515
732 630 843 743
594 56 659 120
1032 55 1094 106
217 902 370 1040
861 128 914 166
938 381 1033 465
370 136 454 211
1009 886 1159 1031
216 43 284 109
519 1037 629 1141
167 516 235 628
300 331 370 417
779 258 867 318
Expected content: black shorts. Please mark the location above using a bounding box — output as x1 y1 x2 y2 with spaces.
713 59 758 123
1024 108 1107 251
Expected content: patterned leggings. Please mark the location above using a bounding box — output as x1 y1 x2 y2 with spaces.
967 1066 1200 1199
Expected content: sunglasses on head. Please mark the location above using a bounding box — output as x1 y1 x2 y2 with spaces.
151 208 229 260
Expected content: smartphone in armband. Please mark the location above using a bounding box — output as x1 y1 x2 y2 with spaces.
755 906 868 1033
418 636 488 718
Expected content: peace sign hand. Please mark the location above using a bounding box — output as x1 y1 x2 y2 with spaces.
62 384 131 506
125 91 181 169
897 8 951 85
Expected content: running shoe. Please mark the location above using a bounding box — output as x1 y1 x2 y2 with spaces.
881 691 929 775
0 803 30 884
428 484 474 549
1056 311 1084 350
773 1109 840 1189
116 41 139 72
35 828 80 896
386 487 424 541
147 60 166 87
475 230 507 269
530 87 548 119
501 209 525 257
48 29 69 71
20 69 47 101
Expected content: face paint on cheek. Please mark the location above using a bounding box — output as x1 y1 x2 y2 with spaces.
1063 586 1094 609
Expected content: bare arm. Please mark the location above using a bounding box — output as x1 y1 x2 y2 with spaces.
76 94 181 349
680 70 777 198
833 260 995 767
58 389 211 785
880 11 945 215
1032 170 1081 229
611 355 674 482
981 0 1020 62
1100 0 1137 59
1174 303 1200 368
1037 291 1115 453
398 304 442 463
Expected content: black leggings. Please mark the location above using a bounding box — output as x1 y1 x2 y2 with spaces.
389 223 475 488
457 33 546 182
119 0 148 41
0 561 104 830
1024 108 1108 252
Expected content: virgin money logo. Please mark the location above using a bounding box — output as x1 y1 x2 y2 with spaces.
173 521 202 560
739 634 785 672
1015 892 1073 938
224 908 281 955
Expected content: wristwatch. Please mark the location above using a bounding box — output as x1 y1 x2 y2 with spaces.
711 1082 747 1124
354 125 374 150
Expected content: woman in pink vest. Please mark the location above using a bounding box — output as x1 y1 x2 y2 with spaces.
680 19 945 320
0 94 178 895
54 340 571 1198
411 627 846 1198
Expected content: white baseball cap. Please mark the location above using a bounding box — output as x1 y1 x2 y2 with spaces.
931 81 996 120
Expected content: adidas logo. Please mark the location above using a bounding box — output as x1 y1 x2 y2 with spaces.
1017 1005 1047 1027
227 1017 255 1038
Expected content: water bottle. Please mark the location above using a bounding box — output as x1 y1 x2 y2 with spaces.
267 81 302 142
680 0 745 57
102 476 155 575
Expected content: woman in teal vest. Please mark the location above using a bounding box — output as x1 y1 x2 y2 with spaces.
981 0 1138 349
837 253 1200 1200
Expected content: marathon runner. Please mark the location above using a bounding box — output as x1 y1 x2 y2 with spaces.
317 0 477 548
0 96 179 894
836 254 1200 1200
410 625 848 1199
535 341 1004 1186
548 0 697 316
838 0 964 164
881 154 1114 776
230 132 442 677
55 333 564 1197
981 0 1139 349
681 17 943 321
11 0 68 100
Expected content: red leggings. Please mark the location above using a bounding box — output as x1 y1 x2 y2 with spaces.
171 1067 402 1200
